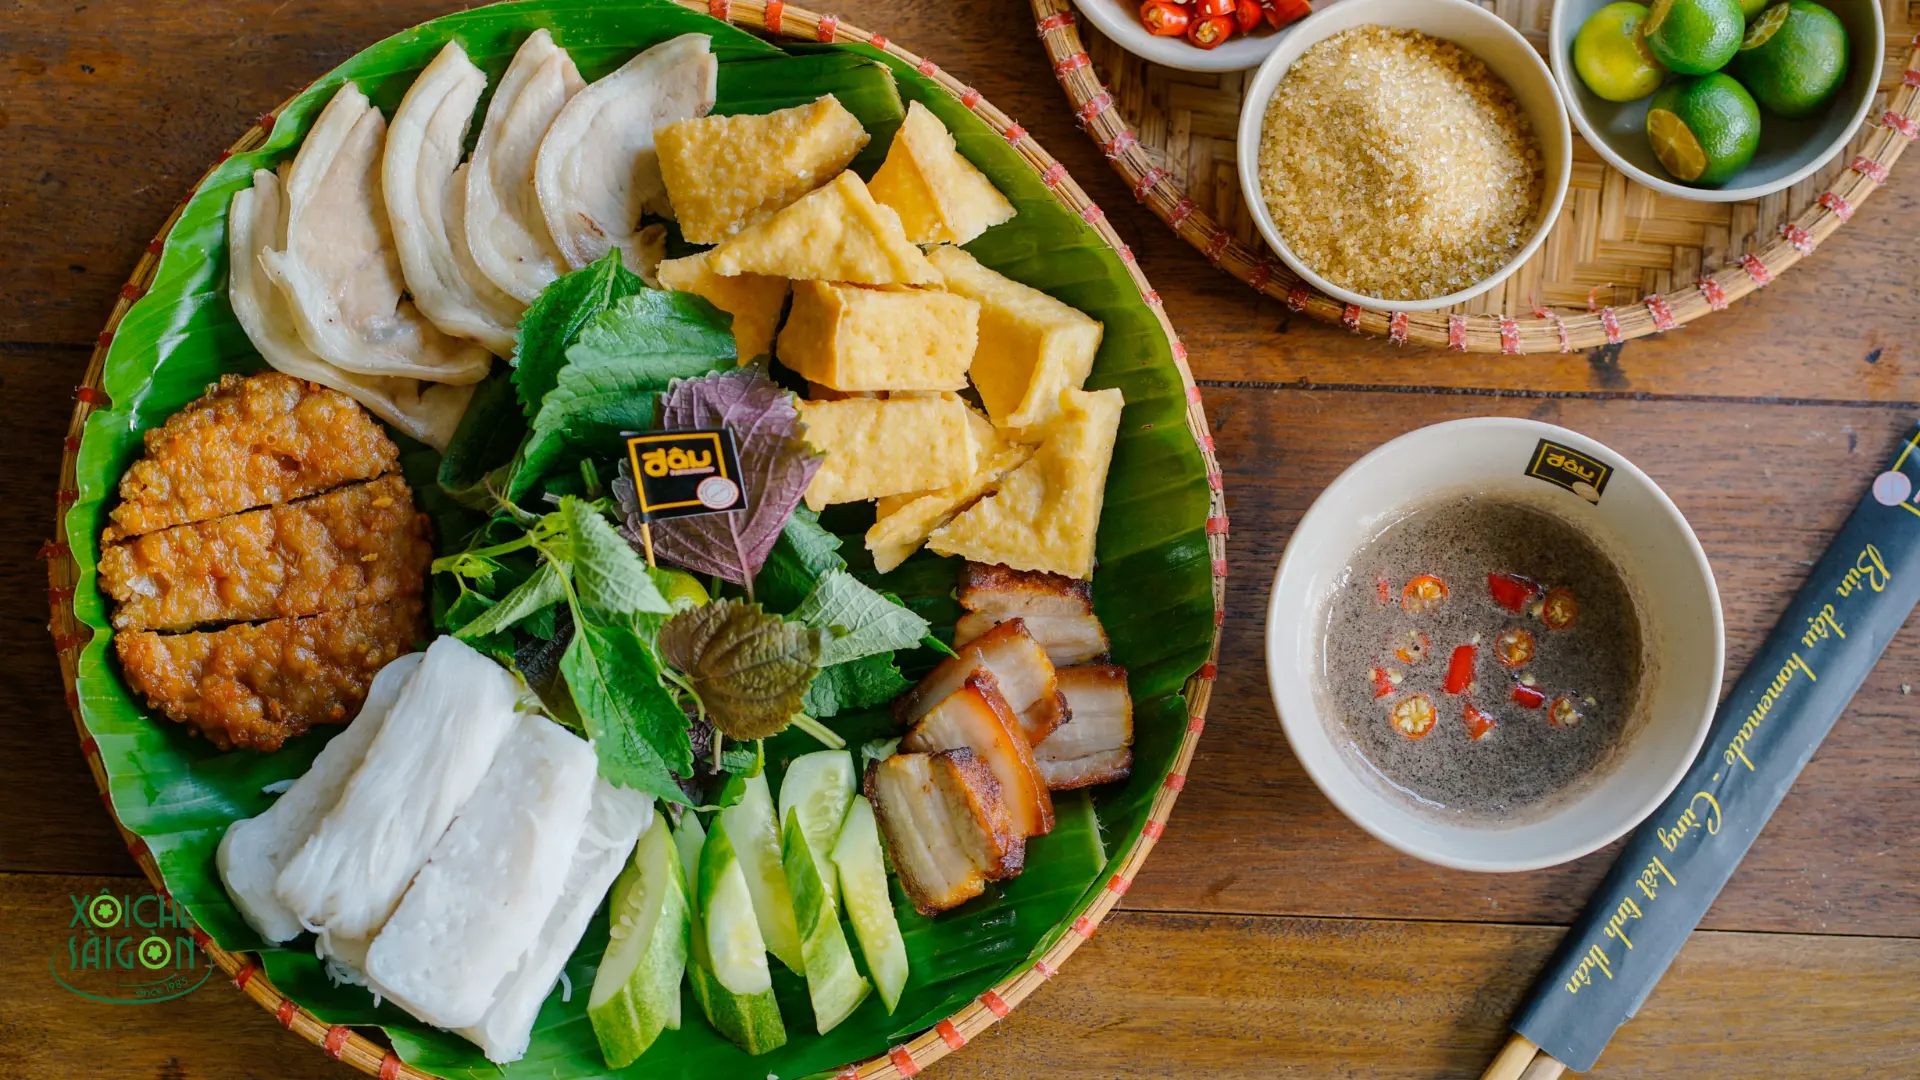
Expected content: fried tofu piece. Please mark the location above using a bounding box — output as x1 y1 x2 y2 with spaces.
705 171 941 286
100 475 431 632
955 561 1110 665
868 101 1015 245
776 281 979 392
896 619 1066 746
902 671 1054 838
656 250 790 362
1036 666 1133 790
656 95 870 244
103 372 400 543
865 749 1023 915
796 392 979 511
115 598 425 752
929 387 1123 581
924 246 1102 434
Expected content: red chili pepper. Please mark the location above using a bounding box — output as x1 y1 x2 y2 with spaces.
1234 0 1265 32
1443 644 1476 695
1464 702 1497 742
1139 0 1192 36
1187 13 1236 47
1390 693 1436 739
1549 695 1583 727
1511 684 1546 709
1370 666 1395 700
1263 0 1313 28
1487 571 1541 612
1543 587 1579 631
1402 574 1448 613
1493 627 1536 668
1395 629 1430 664
1376 575 1392 605
1195 0 1237 17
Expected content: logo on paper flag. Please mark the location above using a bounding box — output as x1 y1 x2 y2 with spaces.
626 429 748 521
1526 439 1613 503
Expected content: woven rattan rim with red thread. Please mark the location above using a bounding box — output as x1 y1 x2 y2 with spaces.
1033 1 1920 354
43 2 1228 1077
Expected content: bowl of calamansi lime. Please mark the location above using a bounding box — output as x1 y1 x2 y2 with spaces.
1549 0 1882 201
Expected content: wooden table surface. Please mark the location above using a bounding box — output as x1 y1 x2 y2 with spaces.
5 1 1918 1076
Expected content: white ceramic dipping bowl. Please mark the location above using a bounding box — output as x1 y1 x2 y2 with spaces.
1236 0 1573 311
1266 418 1725 872
1549 0 1884 203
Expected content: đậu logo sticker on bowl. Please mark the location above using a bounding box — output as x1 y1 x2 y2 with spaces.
626 429 748 521
1527 439 1614 503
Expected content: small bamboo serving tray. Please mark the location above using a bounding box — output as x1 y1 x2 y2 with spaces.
1034 0 1920 353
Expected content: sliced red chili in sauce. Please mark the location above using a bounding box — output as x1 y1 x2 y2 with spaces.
1390 694 1436 739
1511 684 1546 709
1542 588 1579 631
1443 644 1476 695
1549 695 1583 727
1370 666 1395 700
1402 574 1449 613
1493 627 1536 668
1487 571 1541 612
1464 702 1498 741
1395 630 1431 664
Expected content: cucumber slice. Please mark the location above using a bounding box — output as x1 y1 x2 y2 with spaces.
782 808 871 1033
831 795 909 1012
776 750 857 909
717 772 804 972
674 812 706 899
690 815 787 1055
587 814 689 1069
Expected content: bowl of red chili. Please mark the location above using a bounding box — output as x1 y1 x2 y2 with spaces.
1266 418 1724 872
1069 0 1318 73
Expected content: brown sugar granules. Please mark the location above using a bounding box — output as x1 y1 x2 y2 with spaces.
1257 26 1544 301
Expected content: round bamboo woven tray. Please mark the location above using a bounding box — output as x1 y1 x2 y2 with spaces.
1035 0 1920 353
43 2 1229 1076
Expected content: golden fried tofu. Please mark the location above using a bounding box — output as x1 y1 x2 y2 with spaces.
656 95 870 244
777 281 979 392
923 246 1102 434
115 598 426 752
655 250 790 362
868 101 1015 245
103 372 400 543
795 392 980 511
100 474 430 632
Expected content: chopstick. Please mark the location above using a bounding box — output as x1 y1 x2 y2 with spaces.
1481 1034 1566 1080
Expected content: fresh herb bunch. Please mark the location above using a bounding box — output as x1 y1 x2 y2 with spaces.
432 255 933 805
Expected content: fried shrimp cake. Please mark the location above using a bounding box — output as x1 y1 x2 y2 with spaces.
100 474 430 632
103 372 399 543
115 598 427 751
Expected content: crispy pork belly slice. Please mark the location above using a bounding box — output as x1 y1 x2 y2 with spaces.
1036 665 1134 790
901 671 1054 838
895 619 1067 746
955 562 1110 665
865 750 1023 915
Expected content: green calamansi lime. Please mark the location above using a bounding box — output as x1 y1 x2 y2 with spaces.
657 569 711 612
1646 73 1762 185
1730 0 1849 118
1643 0 1745 74
1574 3 1669 102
